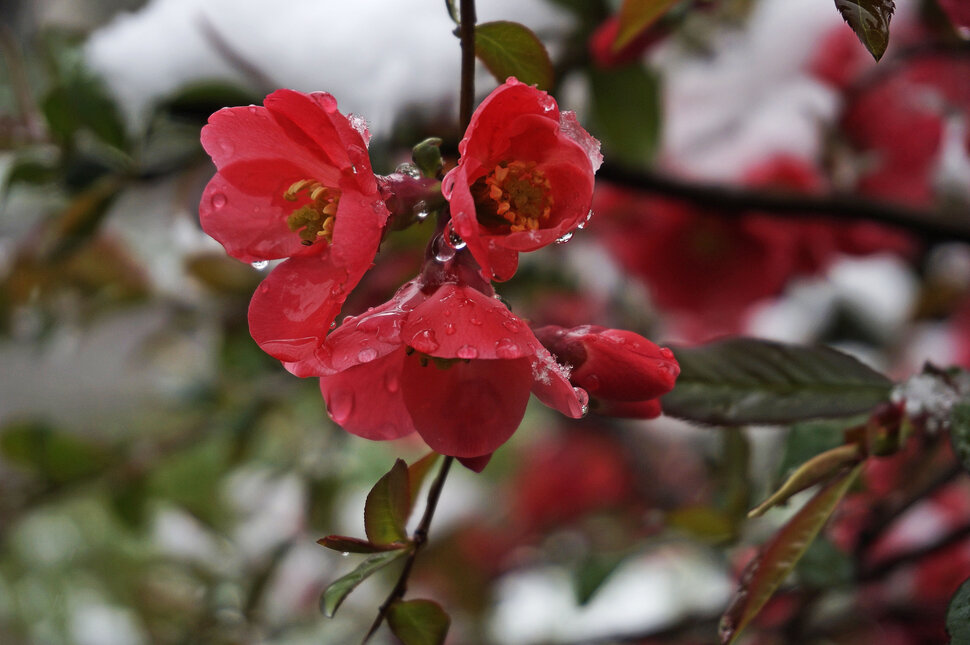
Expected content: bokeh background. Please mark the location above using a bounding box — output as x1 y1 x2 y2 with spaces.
1 0 969 643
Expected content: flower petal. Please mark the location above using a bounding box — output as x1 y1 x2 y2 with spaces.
530 347 585 418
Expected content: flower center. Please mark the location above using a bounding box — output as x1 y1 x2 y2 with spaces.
283 179 342 245
472 160 553 233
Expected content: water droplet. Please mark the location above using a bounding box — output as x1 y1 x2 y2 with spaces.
555 231 573 244
340 551 350 557
250 260 269 270
659 347 674 360
410 329 439 353
328 389 354 424
395 162 422 179
210 192 227 209
585 374 601 392
577 209 594 230
457 345 478 359
444 322 457 335
574 387 590 417
444 221 466 250
470 316 483 326
329 321 337 330
502 320 520 332
384 372 400 393
357 347 378 363
351 165 359 174
434 235 455 263
412 200 430 221
495 337 520 359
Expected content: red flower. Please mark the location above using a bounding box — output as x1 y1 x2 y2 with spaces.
199 89 389 368
588 16 667 69
534 324 679 418
310 274 585 458
442 78 602 281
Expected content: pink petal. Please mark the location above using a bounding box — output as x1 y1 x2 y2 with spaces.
530 347 585 418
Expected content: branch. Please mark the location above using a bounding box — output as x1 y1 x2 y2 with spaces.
598 163 970 244
458 0 477 132
360 456 454 644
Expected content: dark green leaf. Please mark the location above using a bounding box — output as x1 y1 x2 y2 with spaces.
950 399 970 474
445 0 460 24
749 443 862 518
387 598 451 645
614 0 680 51
41 69 127 151
588 65 661 165
0 421 110 483
834 0 894 61
319 549 408 618
662 338 893 426
719 465 861 644
157 81 261 125
364 459 411 545
777 419 853 482
947 576 970 643
475 21 554 90
407 452 441 511
574 552 629 605
317 535 406 554
796 537 853 588
4 157 60 188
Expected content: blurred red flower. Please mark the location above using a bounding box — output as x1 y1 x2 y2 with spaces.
443 78 602 281
199 89 389 368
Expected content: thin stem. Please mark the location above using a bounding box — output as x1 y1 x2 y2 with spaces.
458 0 477 132
599 163 970 245
360 456 454 644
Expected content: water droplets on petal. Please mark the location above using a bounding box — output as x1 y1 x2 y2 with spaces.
577 209 594 230
433 235 456 263
457 345 478 359
444 220 466 250
251 260 269 270
395 162 422 179
555 231 573 245
444 322 457 336
328 388 355 424
495 337 520 359
573 387 590 416
357 347 378 363
210 192 227 209
410 329 440 353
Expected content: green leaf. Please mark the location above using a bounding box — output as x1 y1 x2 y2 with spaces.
614 0 680 51
573 551 629 605
950 399 970 473
0 421 110 484
834 0 894 61
407 452 441 511
157 80 260 125
719 465 861 644
445 0 460 24
667 506 735 543
947 576 970 643
364 459 411 545
317 535 406 554
387 598 451 645
777 419 853 482
319 549 408 618
662 338 893 426
749 443 862 517
796 537 853 588
588 65 661 165
41 68 128 151
475 21 554 90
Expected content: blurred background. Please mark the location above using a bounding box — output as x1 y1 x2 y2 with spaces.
1 0 969 643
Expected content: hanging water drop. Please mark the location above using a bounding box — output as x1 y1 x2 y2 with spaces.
444 221 466 250
328 389 355 424
433 235 455 263
659 347 674 360
412 200 430 221
395 162 422 179
577 209 594 230
251 260 269 270
554 231 573 244
574 387 590 416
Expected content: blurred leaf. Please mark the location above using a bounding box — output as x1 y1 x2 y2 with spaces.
148 435 231 524
407 452 440 511
445 0 460 24
777 420 852 482
320 549 408 618
186 253 260 294
949 399 970 473
317 535 406 554
47 176 123 259
0 421 110 484
110 474 149 529
365 459 411 546
662 339 893 426
719 465 861 644
574 551 629 605
834 0 894 61
475 21 554 90
667 506 735 543
158 81 260 125
41 67 127 151
387 598 451 645
588 65 661 165
4 156 60 189
614 0 679 51
749 443 862 518
796 537 853 588
947 576 970 643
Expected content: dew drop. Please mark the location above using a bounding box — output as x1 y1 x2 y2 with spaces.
251 260 269 270
317 93 338 113
660 347 674 360
444 221 466 250
574 387 590 417
412 200 430 221
340 551 350 557
410 329 440 353
554 231 574 245
444 322 457 336
357 347 378 363
433 235 456 263
395 162 422 179
457 345 478 359
502 320 520 332
577 209 594 230
470 316 483 326
329 321 337 330
495 337 520 359
328 389 355 424
210 192 228 209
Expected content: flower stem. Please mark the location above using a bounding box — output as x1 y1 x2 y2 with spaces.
458 0 477 132
360 455 455 644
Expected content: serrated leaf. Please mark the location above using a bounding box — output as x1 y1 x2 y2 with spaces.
319 549 408 618
614 0 680 51
950 399 970 473
475 21 554 90
719 465 861 644
387 599 451 645
947 576 970 642
749 443 862 517
365 459 411 545
588 65 661 165
407 452 440 510
834 0 894 61
662 339 893 426
317 535 407 554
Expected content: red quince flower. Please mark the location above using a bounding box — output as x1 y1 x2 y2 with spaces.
199 89 389 368
534 324 679 419
311 274 585 459
442 78 602 281
588 15 668 69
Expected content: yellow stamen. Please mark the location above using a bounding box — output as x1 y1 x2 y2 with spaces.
283 179 341 245
471 160 553 232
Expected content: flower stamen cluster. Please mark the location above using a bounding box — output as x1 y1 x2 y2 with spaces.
474 160 553 232
284 179 341 245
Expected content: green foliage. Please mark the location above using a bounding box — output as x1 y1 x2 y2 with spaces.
573 551 630 605
387 598 451 645
796 537 854 588
475 21 554 90
0 421 111 484
834 0 895 61
776 419 853 481
950 399 970 473
662 339 894 426
588 65 661 165
364 459 412 545
319 549 409 618
947 576 970 644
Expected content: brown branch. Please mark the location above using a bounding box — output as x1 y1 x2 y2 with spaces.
598 163 970 244
458 0 477 132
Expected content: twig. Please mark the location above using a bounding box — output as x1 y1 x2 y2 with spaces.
360 456 454 644
458 0 477 132
598 163 970 244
